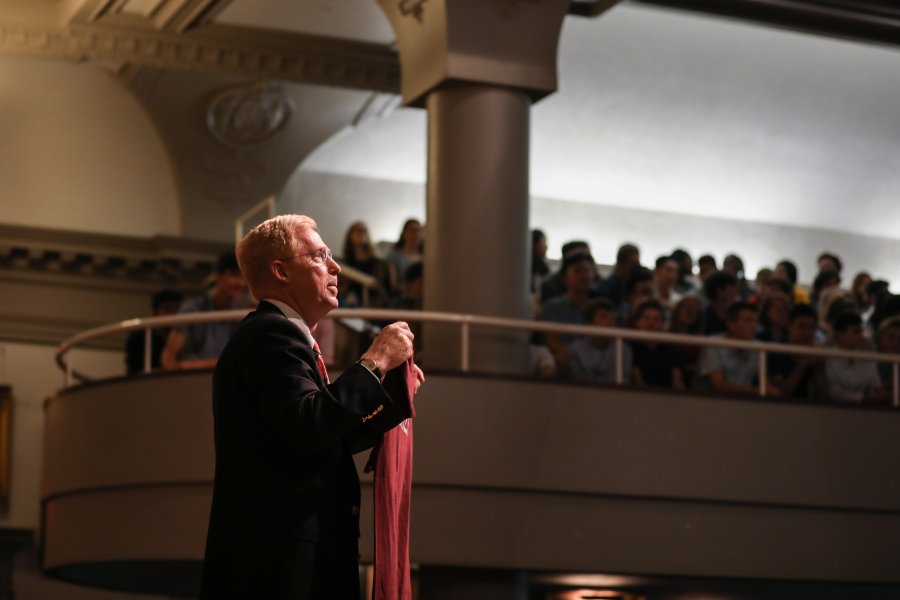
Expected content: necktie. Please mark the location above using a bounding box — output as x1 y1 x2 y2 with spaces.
312 341 330 384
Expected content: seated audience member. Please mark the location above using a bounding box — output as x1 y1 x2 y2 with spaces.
702 271 739 335
697 254 718 284
125 289 183 375
395 262 424 354
670 294 703 384
161 252 248 370
722 253 751 299
876 317 900 394
540 252 597 368
654 255 682 309
339 220 391 307
870 290 900 335
774 259 810 306
598 243 641 307
820 312 887 404
850 271 872 315
629 299 685 390
762 277 793 299
757 292 791 343
697 302 779 397
767 304 820 400
670 248 698 295
617 266 655 326
531 229 550 295
386 218 424 297
540 240 593 303
567 298 630 384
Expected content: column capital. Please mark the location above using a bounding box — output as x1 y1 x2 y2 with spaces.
376 0 570 105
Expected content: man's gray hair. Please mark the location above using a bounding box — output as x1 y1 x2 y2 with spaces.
236 214 317 295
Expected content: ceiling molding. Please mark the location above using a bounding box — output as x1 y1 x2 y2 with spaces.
0 20 400 93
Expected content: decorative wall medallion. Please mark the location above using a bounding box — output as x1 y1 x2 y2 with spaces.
398 0 429 23
205 80 293 147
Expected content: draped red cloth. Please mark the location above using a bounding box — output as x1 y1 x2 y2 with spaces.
369 358 416 600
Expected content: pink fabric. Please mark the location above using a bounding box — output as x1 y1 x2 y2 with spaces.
372 358 416 600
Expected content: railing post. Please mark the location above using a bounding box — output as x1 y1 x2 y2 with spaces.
758 349 767 397
460 322 470 373
143 327 153 374
362 286 370 308
614 336 623 385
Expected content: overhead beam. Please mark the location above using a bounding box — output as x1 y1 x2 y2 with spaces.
0 20 400 92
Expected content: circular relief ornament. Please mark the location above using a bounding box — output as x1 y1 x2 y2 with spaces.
206 81 293 147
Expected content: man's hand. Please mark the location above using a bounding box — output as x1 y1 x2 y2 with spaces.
362 321 415 373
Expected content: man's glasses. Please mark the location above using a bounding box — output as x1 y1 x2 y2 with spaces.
281 248 334 268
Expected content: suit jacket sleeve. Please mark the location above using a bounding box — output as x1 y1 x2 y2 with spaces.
238 315 392 456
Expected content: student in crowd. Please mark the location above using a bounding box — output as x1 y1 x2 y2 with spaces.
339 221 390 307
162 252 249 371
767 304 820 400
722 253 751 300
875 317 900 395
811 270 841 312
567 298 630 384
701 271 739 336
820 312 887 404
697 302 779 397
598 243 641 307
774 259 810 306
540 240 593 303
817 252 843 275
629 299 685 390
386 218 424 297
696 254 718 284
748 267 773 305
617 266 655 326
540 253 598 369
670 294 703 385
670 248 697 295
757 292 791 343
125 289 183 375
531 229 550 296
654 255 682 310
850 271 872 315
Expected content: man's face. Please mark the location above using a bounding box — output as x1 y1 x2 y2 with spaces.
699 263 717 281
727 309 758 340
788 316 817 345
284 228 341 325
564 261 595 295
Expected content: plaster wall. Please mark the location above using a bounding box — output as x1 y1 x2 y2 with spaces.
0 56 180 238
281 169 900 285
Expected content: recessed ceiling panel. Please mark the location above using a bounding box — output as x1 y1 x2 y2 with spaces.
216 0 395 44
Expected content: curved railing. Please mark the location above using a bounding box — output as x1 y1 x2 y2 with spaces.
55 308 900 406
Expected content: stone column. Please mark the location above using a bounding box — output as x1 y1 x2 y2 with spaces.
377 0 570 373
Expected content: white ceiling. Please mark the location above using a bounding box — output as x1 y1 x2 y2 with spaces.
299 2 900 240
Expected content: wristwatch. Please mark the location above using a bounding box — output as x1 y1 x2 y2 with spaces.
358 357 384 382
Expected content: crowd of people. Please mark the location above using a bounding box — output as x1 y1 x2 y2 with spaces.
125 217 900 406
531 230 900 405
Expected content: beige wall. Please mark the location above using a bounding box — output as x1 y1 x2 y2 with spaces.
0 56 180 238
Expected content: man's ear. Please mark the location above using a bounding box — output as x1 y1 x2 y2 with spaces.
272 260 288 283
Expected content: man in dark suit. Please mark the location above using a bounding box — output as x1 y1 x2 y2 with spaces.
200 214 424 599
